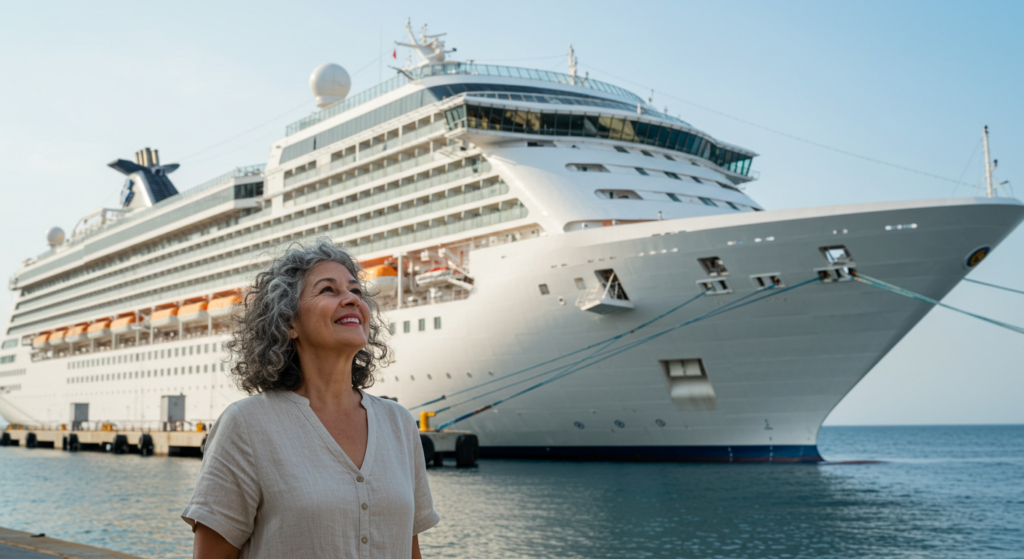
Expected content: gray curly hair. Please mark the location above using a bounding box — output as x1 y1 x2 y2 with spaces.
227 238 391 395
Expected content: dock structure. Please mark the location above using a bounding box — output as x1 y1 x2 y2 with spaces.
0 526 142 559
1 426 206 456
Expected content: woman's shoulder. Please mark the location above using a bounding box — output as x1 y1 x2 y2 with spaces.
364 391 416 426
217 391 294 427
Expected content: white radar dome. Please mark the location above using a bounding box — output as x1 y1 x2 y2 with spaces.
46 226 65 247
309 63 351 108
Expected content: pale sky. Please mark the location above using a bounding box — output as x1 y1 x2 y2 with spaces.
1 0 1021 425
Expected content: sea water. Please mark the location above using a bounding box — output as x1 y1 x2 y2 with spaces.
0 425 1021 558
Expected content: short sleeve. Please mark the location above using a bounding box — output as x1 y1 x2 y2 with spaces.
409 413 441 535
181 403 262 548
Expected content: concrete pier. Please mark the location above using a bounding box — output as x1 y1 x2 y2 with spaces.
2 428 206 456
0 527 141 558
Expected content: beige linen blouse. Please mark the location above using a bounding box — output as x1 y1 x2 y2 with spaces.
181 389 440 558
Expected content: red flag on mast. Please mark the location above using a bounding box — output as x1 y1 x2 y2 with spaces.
392 48 397 59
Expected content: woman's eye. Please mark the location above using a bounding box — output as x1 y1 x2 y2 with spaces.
319 286 334 294
349 289 363 296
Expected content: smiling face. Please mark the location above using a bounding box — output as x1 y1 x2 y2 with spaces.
289 260 371 354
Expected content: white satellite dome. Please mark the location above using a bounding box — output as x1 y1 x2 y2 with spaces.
46 226 65 248
309 63 351 108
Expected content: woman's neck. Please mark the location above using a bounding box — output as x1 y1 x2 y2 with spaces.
293 344 361 410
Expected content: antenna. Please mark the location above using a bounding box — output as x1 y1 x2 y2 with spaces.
983 125 996 198
568 43 578 83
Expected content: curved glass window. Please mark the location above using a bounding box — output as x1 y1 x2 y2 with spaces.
446 103 754 177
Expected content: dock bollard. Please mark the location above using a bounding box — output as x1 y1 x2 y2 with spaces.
420 435 435 465
138 434 154 456
455 434 479 468
112 435 129 455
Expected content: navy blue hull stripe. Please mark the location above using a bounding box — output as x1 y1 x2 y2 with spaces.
479 445 823 463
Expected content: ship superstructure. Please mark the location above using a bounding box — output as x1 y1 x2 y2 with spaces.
2 24 1022 461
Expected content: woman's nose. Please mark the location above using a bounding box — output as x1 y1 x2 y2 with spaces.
340 290 359 306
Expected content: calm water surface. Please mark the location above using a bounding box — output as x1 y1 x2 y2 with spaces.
1 425 1021 558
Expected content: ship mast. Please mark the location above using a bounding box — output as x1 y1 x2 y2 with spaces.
983 125 994 198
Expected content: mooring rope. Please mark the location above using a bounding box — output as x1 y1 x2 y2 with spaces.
433 277 820 430
853 272 1024 335
963 278 1024 297
409 290 710 411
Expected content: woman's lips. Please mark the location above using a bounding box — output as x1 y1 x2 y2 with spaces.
335 313 362 327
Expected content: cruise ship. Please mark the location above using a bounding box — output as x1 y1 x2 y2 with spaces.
2 23 1022 461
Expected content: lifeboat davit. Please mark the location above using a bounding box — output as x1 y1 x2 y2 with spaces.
363 265 398 296
415 267 466 288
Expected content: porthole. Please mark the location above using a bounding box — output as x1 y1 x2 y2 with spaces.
655 419 666 427
466 372 472 378
614 420 625 428
446 373 451 379
574 422 585 429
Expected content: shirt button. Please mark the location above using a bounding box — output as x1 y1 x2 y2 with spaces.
361 503 368 510
356 476 364 482
361 537 368 544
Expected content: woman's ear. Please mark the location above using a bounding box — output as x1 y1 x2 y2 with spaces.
288 322 299 340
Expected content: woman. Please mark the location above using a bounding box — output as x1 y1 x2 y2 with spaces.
182 240 439 558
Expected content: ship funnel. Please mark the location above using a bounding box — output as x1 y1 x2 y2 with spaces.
153 149 160 166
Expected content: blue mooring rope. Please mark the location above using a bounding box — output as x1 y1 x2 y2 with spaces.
853 272 1024 335
433 277 820 431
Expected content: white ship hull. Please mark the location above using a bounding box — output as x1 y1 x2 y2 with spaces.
3 197 1020 462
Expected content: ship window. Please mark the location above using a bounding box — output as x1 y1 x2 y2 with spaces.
434 317 441 330
538 283 550 295
698 257 729 276
641 150 654 157
614 146 629 153
667 193 682 202
634 167 649 176
727 202 739 210
403 321 410 333
389 323 396 335
665 172 681 180
821 246 853 264
664 154 675 161
1 339 16 349
540 113 558 134
692 176 704 184
575 278 587 290
418 318 426 332
699 197 717 207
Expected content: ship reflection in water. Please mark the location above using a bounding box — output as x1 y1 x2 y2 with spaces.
0 425 1020 558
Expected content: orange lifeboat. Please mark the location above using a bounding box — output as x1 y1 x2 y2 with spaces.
209 295 243 319
151 308 179 328
65 324 88 344
179 301 209 324
110 315 137 335
48 329 69 347
31 332 51 350
363 264 398 296
87 320 112 340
